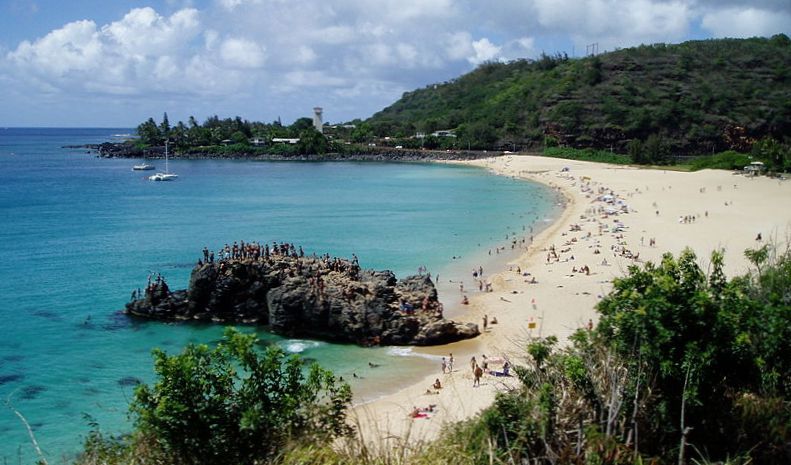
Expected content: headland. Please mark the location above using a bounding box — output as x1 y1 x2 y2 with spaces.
124 243 479 346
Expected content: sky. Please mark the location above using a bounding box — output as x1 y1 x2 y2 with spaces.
0 0 789 127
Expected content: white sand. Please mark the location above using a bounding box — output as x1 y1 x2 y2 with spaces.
350 155 791 444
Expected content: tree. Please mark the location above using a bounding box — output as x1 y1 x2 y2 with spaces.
131 328 352 465
585 56 603 85
136 118 161 146
290 117 314 133
627 138 644 163
643 133 669 164
297 127 328 155
752 136 789 172
350 123 373 143
595 248 791 461
230 130 249 146
159 112 171 140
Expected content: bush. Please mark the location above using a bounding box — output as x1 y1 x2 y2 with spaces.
543 147 631 164
686 150 751 171
130 328 352 465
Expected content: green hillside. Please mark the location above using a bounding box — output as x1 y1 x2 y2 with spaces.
366 35 791 156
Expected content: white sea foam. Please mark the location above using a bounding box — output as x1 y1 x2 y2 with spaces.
282 339 322 353
386 346 440 361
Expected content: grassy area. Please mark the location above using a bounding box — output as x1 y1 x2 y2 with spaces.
681 150 751 171
540 146 754 173
542 146 631 164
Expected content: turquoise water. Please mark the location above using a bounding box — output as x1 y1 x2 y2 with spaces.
0 128 559 462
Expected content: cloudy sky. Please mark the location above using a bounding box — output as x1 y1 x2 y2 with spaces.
0 0 788 127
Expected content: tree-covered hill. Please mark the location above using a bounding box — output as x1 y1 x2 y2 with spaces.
365 35 791 155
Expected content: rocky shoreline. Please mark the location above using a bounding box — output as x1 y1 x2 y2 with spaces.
124 247 479 346
71 141 493 162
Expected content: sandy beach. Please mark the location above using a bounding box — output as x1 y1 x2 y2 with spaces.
351 154 791 446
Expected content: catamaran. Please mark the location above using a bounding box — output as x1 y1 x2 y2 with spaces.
148 141 178 181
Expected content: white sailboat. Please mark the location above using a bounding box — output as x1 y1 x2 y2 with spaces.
148 141 178 181
132 161 155 171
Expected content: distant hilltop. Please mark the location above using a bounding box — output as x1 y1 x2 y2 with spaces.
363 35 791 155
111 35 790 163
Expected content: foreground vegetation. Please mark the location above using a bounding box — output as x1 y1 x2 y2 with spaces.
77 329 352 465
73 243 791 465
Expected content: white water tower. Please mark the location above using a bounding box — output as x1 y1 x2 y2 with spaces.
313 107 323 133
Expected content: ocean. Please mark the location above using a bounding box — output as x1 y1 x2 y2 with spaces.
0 128 560 462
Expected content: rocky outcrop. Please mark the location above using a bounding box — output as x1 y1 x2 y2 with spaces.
124 252 479 346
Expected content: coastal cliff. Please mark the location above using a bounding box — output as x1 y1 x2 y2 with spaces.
125 248 479 346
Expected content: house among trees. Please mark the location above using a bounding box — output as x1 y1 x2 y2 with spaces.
272 138 300 144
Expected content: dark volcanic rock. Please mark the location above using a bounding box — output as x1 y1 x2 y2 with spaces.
124 251 479 346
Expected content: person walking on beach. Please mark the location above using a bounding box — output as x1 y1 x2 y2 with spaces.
448 353 454 372
483 314 488 331
470 356 477 373
473 364 483 387
441 357 447 374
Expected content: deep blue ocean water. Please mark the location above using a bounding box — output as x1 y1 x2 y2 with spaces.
0 128 559 462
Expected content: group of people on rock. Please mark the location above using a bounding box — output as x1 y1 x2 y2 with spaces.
202 241 307 264
195 241 363 281
131 272 169 302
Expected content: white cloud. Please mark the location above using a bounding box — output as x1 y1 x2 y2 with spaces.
204 29 219 51
442 32 502 64
219 37 266 68
531 0 692 50
2 0 790 126
7 7 203 93
700 7 791 38
8 20 102 74
517 37 536 52
217 0 261 10
444 32 474 61
312 25 357 45
276 70 349 92
469 38 501 64
102 7 200 56
292 45 317 65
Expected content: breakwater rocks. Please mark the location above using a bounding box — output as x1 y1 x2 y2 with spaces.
124 252 479 346
85 141 492 162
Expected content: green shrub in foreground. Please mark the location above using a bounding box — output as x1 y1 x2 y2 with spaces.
117 328 352 465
